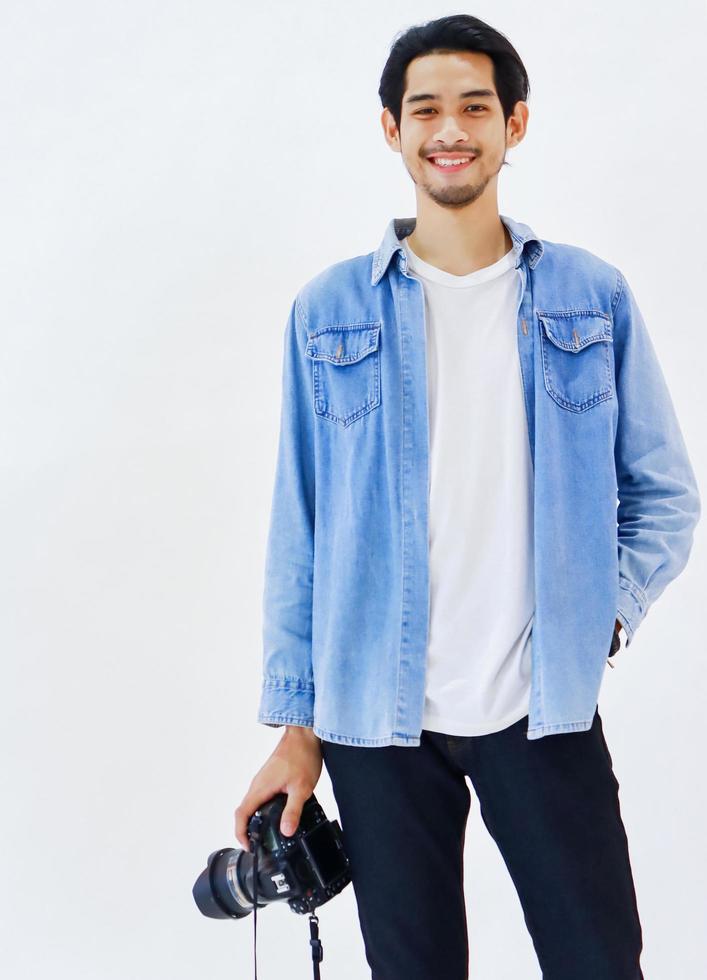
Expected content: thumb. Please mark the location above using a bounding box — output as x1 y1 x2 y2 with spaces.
280 793 306 836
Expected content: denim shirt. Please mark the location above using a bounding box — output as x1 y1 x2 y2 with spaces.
256 214 701 744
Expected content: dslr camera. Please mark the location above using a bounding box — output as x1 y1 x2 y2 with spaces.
192 791 351 920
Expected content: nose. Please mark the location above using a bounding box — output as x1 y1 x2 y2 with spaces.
433 116 469 143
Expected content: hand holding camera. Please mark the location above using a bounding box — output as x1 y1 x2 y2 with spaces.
234 725 323 849
192 724 351 978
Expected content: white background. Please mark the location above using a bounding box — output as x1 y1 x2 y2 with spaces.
2 1 706 977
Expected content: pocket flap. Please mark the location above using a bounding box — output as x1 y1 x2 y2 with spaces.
539 313 612 352
305 323 381 364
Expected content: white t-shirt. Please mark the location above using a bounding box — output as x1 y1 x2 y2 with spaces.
401 234 534 736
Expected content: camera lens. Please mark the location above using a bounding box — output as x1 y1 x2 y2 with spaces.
192 848 264 919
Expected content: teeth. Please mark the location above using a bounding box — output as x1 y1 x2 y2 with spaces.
431 157 472 167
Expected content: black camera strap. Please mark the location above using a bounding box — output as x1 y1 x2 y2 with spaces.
249 820 261 980
248 815 324 980
308 913 324 978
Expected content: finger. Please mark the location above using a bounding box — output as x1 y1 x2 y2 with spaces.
280 789 308 836
234 793 262 850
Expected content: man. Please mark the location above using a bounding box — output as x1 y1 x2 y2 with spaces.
235 14 700 979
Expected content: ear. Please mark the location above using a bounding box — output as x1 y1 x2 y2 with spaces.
381 107 401 153
506 100 529 149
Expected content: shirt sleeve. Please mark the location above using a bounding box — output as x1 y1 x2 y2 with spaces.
612 269 701 646
257 296 316 728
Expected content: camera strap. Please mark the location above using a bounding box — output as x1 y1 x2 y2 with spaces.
308 913 324 978
249 818 324 979
250 827 261 979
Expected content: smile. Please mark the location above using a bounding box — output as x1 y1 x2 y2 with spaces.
427 156 476 172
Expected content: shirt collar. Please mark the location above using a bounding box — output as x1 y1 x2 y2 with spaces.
370 213 544 286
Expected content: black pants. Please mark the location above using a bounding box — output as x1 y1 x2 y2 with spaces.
321 708 644 979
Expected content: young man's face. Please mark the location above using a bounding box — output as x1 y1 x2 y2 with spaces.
382 50 527 209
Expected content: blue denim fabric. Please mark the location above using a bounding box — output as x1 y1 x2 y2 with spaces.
257 215 701 745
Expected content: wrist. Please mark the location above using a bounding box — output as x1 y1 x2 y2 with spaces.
284 724 320 743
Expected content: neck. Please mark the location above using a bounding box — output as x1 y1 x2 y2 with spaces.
405 200 511 277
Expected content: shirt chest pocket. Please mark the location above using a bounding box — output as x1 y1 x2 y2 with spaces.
304 322 382 427
538 311 614 413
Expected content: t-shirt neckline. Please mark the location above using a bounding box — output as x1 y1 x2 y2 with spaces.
401 235 517 288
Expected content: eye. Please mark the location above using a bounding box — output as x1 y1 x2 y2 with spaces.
413 105 487 115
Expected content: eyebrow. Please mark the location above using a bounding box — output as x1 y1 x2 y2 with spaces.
404 88 497 105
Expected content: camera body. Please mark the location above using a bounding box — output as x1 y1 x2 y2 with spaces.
193 791 351 919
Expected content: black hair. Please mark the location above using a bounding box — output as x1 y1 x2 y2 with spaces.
378 14 530 132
